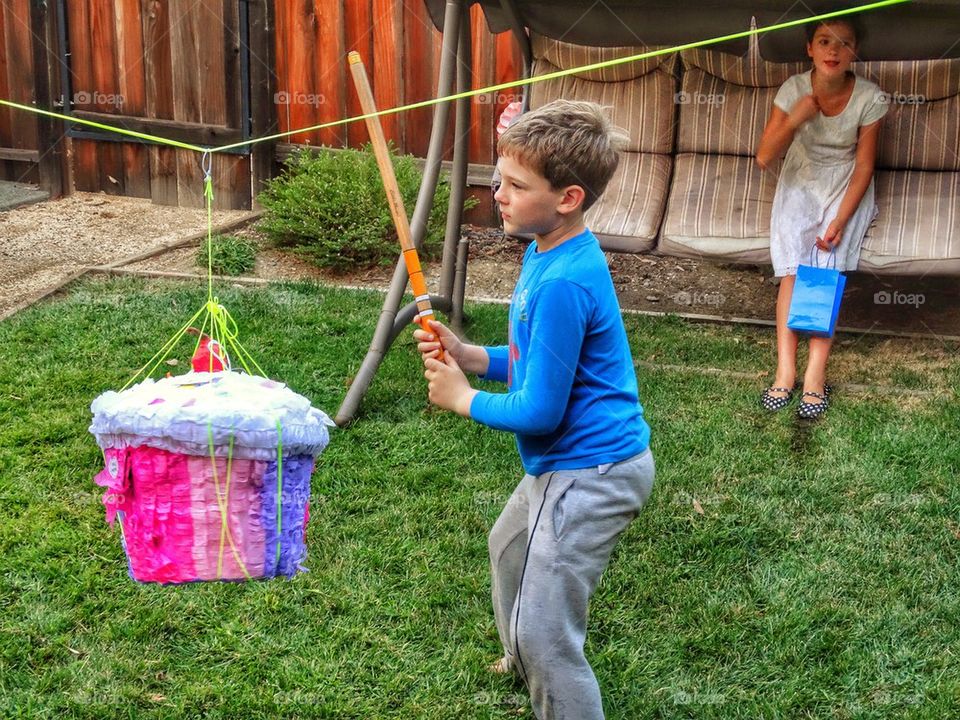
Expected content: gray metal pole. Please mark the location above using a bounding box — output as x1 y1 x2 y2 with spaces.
444 17 473 332
334 0 465 426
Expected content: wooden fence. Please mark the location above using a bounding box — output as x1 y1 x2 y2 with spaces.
0 0 521 211
0 0 51 189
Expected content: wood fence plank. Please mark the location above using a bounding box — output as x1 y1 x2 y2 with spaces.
272 0 289 139
0 4 14 179
371 0 402 147
223 2 251 210
315 0 346 147
170 0 204 207
176 148 204 208
73 139 99 191
214 152 251 210
493 30 521 164
283 1 319 145
197 0 227 126
90 0 119 109
66 1 96 190
143 0 178 205
1 3 35 184
116 0 150 198
344 0 373 148
149 145 179 205
122 143 152 198
249 0 277 205
89 0 124 194
143 0 174 121
0 148 40 162
116 0 146 112
403 0 433 157
100 142 126 196
30 0 66 196
170 0 202 125
5 0 37 160
469 4 494 169
204 3 248 209
72 110 241 142
221 0 240 133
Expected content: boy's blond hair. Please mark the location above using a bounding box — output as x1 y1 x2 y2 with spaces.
497 100 624 211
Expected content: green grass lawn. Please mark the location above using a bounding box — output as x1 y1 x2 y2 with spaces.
0 277 958 719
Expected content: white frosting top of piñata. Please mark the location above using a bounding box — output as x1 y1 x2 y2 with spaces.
89 371 333 460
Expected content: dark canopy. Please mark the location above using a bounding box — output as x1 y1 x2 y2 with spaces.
423 1 960 60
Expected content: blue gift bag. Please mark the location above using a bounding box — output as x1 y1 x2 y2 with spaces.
787 248 846 337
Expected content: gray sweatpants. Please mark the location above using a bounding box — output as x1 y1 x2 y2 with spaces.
488 449 655 720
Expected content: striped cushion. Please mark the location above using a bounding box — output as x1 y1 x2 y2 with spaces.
532 33 676 83
677 46 803 156
682 47 806 88
660 153 780 263
662 157 960 273
854 59 960 172
676 69 778 155
854 58 960 102
874 95 960 171
862 170 960 274
531 34 678 154
586 153 672 251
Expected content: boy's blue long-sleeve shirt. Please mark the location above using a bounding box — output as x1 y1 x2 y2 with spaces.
470 229 650 475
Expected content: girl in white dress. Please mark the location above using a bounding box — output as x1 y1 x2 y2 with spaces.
756 16 887 419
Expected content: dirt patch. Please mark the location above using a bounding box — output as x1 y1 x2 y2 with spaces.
2 191 957 345
0 192 250 319
129 222 960 340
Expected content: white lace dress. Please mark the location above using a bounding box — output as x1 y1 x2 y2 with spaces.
769 71 888 276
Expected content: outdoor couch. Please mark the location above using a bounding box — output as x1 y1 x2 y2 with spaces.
527 31 960 275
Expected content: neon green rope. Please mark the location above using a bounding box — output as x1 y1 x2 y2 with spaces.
202 151 215 304
121 304 207 390
213 0 910 151
0 0 909 155
0 98 205 152
207 424 252 580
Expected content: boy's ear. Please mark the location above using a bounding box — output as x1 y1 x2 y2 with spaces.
556 185 586 216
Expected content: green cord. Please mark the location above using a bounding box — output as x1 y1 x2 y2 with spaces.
0 0 910 155
0 98 205 152
207 424 252 580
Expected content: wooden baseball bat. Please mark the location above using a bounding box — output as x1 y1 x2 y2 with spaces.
347 51 443 358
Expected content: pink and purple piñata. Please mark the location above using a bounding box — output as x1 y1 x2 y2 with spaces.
89 371 332 584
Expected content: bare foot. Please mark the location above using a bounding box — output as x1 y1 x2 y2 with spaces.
489 656 515 674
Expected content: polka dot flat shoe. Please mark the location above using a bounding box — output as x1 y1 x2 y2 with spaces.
760 385 795 412
797 390 830 419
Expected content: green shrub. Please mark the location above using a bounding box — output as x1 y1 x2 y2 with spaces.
195 234 257 276
256 145 474 272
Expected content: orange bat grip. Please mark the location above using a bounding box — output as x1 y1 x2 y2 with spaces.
403 248 434 331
